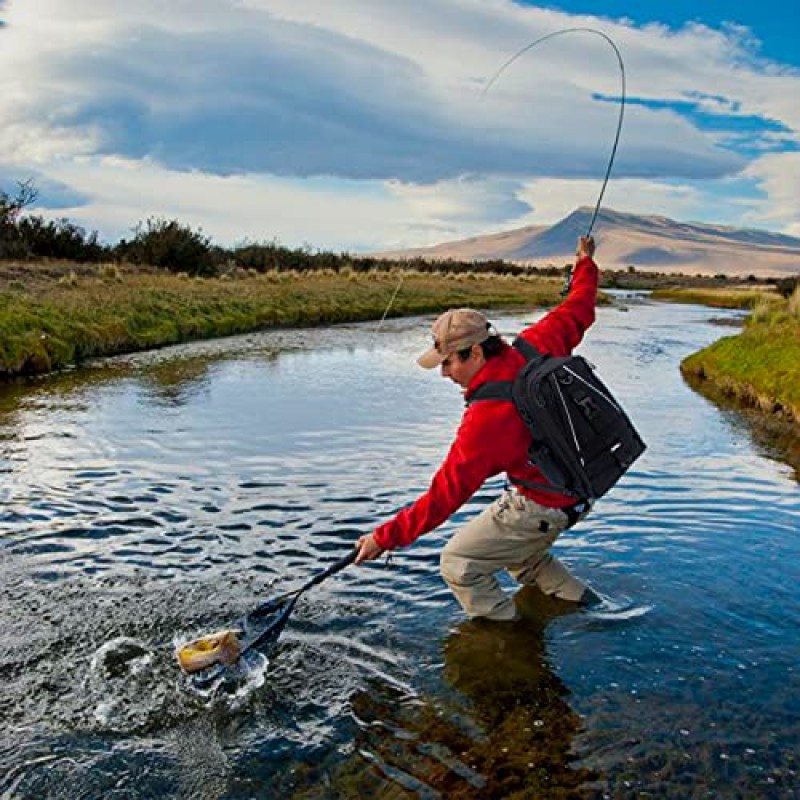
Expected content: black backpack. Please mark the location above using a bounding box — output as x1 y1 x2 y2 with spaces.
469 338 646 502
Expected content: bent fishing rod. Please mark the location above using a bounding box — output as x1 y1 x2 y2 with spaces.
483 26 627 240
376 26 627 326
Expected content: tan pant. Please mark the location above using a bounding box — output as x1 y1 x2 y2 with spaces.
440 488 591 621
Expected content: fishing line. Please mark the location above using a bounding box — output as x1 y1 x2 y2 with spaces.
374 270 405 335
375 26 626 329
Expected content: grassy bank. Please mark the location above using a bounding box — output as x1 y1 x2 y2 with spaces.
0 261 571 379
679 288 800 424
650 285 784 309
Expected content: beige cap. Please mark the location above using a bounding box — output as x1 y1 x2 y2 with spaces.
416 308 490 369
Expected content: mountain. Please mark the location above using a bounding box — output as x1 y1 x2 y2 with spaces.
375 207 800 277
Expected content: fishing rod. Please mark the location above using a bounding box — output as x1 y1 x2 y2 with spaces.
483 26 627 240
376 26 626 322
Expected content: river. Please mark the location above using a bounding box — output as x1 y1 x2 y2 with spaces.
1 295 798 798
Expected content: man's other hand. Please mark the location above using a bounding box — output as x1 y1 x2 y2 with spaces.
355 533 384 564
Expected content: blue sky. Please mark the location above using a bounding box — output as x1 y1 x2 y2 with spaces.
536 1 795 65
1 0 798 250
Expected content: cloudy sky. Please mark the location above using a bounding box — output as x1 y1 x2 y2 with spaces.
1 0 798 251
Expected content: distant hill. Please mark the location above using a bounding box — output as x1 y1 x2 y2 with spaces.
375 207 800 278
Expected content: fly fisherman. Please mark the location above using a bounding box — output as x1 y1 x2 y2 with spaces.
355 236 599 622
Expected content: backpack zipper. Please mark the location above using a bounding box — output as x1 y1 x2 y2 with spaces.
554 379 585 466
562 365 622 413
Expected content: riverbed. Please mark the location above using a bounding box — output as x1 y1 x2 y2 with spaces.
1 296 798 798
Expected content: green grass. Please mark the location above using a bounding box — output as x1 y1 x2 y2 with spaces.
0 264 573 378
651 286 782 309
681 287 800 423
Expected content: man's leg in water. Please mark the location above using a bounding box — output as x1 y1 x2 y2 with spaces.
507 497 594 603
441 488 588 620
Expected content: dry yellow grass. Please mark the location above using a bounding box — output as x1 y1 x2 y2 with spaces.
0 262 567 378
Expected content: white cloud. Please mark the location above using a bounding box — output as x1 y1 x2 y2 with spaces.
0 0 743 181
741 152 800 236
1 0 799 248
388 176 530 223
37 156 406 249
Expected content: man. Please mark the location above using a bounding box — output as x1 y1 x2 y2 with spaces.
356 236 599 621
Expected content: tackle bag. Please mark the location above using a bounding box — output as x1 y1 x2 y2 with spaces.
469 338 646 501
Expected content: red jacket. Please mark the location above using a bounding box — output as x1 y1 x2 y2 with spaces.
373 256 599 551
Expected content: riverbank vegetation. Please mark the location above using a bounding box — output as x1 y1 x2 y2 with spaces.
650 285 787 309
0 261 570 378
678 285 800 426
0 179 568 378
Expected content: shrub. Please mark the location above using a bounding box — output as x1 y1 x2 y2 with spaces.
17 216 106 262
118 217 217 275
776 275 799 299
0 179 37 259
233 240 290 272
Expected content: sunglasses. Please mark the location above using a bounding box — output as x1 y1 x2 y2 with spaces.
440 346 474 368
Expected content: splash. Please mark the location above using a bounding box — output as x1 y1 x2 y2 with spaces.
179 646 271 709
86 637 165 730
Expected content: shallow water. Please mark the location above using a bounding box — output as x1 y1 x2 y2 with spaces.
1 296 798 798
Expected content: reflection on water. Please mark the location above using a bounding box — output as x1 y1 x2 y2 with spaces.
1 300 798 798
683 368 800 483
339 598 595 799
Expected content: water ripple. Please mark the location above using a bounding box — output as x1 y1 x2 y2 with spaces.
0 306 798 797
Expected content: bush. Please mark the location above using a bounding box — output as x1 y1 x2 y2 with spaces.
118 217 217 275
776 275 799 299
0 179 37 259
17 216 107 262
1 180 107 262
232 240 301 272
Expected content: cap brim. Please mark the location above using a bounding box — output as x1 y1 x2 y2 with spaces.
416 346 446 369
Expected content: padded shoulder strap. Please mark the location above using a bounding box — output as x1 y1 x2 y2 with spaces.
512 336 544 362
467 380 513 405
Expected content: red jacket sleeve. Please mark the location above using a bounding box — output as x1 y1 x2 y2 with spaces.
372 402 512 550
522 256 598 356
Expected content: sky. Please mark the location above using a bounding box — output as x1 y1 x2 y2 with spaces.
1 0 798 252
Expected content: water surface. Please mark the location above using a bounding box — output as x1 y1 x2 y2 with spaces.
1 297 798 798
